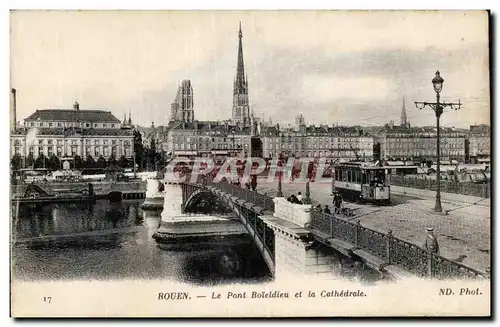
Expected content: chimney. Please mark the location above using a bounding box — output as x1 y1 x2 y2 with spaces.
73 101 80 110
11 88 16 131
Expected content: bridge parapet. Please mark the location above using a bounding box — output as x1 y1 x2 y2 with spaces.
273 197 312 228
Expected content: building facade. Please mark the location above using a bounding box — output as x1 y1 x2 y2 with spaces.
261 124 374 161
163 121 252 158
378 123 467 163
10 102 135 165
468 124 490 163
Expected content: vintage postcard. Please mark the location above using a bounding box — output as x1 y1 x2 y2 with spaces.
10 10 491 317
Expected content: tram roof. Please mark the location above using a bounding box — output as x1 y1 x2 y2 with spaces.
334 162 384 169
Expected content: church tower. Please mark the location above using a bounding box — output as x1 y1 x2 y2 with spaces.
232 22 250 127
400 96 409 128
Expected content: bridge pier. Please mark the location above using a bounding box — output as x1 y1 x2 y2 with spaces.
152 182 247 246
140 179 164 210
263 197 341 280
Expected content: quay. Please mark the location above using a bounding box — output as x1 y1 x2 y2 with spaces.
11 180 147 204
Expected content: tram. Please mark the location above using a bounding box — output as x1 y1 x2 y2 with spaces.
332 162 390 205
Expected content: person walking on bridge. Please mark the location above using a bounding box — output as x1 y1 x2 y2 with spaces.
425 228 439 255
333 191 343 214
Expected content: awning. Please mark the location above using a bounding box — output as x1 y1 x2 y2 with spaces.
211 150 229 155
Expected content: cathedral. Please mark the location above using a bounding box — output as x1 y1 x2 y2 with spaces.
231 22 251 127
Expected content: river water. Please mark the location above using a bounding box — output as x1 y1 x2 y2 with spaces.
12 200 272 285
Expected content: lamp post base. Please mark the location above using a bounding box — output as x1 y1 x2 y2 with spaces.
434 195 443 213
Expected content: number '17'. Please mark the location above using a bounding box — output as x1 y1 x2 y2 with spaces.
44 297 51 303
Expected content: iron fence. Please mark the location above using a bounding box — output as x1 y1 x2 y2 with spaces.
310 209 488 280
183 173 488 280
389 175 490 198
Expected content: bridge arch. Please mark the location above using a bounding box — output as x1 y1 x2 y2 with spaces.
182 188 232 215
180 183 276 276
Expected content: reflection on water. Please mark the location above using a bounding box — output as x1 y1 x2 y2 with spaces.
12 200 271 283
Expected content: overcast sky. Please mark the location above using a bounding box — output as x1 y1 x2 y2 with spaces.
10 10 490 128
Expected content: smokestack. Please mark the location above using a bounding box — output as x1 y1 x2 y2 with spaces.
11 88 16 131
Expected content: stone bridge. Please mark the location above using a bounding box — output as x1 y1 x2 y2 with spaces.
157 176 489 281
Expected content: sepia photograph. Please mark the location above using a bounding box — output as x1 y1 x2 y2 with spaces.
9 9 491 317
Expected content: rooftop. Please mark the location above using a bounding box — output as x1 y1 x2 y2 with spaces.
25 109 121 123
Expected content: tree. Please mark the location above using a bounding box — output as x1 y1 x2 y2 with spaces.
74 155 84 169
133 130 144 170
97 155 107 169
26 153 34 168
107 153 117 166
10 154 22 171
118 155 129 168
85 155 96 169
34 154 48 169
47 154 61 171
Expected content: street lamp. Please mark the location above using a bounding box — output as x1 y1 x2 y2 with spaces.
231 130 236 158
414 71 462 213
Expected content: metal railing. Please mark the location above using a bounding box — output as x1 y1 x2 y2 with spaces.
181 174 275 262
181 173 489 280
389 175 490 198
310 210 488 280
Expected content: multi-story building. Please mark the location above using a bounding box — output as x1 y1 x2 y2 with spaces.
10 101 135 165
468 124 490 163
378 121 467 163
163 120 252 159
261 123 374 161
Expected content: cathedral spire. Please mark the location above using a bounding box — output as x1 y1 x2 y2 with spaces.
232 22 250 126
235 22 245 92
400 96 408 127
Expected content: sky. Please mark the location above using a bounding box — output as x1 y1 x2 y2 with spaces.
10 10 490 128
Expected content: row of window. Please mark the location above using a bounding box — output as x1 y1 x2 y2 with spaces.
267 151 364 158
13 139 131 146
334 169 363 183
266 143 373 150
387 143 464 149
27 121 118 128
172 137 247 143
173 143 249 150
266 137 369 143
17 145 132 158
386 150 465 156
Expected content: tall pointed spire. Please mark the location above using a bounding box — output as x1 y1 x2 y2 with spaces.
236 21 246 93
232 22 250 126
128 109 132 125
400 96 407 127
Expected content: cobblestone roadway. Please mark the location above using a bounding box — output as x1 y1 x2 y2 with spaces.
256 179 490 272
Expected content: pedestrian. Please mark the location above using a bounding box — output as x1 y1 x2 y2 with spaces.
425 228 439 254
296 191 303 203
333 191 343 213
289 193 300 204
316 204 322 212
323 205 331 215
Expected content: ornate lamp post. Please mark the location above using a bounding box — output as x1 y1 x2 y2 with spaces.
303 179 312 204
414 71 461 212
231 130 236 158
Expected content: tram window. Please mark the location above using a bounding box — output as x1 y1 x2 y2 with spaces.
356 171 361 183
347 170 351 182
343 171 347 181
